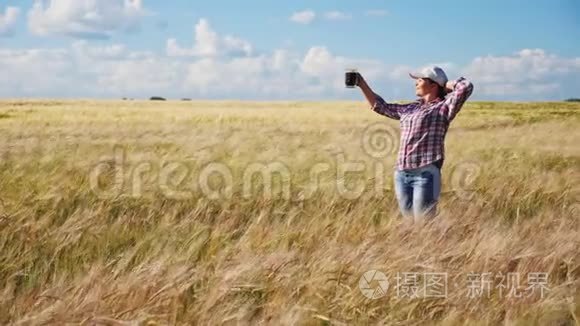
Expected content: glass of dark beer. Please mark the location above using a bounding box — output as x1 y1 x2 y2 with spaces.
345 69 358 88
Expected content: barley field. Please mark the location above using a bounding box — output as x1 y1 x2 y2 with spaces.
0 99 579 325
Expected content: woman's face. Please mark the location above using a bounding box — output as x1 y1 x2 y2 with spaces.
415 78 437 97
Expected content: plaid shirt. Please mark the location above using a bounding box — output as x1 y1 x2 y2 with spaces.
371 77 474 171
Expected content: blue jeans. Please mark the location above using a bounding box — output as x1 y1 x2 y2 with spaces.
394 163 441 221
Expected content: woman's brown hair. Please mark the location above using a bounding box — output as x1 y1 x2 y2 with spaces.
426 78 447 100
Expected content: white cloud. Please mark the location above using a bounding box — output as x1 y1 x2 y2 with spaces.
0 38 383 99
301 46 337 76
1 11 579 103
324 11 351 21
365 9 389 17
192 18 219 56
0 48 78 96
167 19 253 58
463 48 580 98
290 10 315 25
166 39 194 57
0 6 20 36
301 46 387 92
72 40 127 60
388 65 413 81
96 57 183 96
223 36 253 57
28 0 148 39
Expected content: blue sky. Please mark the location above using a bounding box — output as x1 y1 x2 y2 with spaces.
1 0 579 100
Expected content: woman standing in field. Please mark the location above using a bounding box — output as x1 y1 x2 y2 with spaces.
354 66 474 222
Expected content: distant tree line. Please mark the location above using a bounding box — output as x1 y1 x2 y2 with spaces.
121 97 193 101
564 98 580 102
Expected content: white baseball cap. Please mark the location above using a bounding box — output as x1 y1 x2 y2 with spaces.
409 66 448 87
